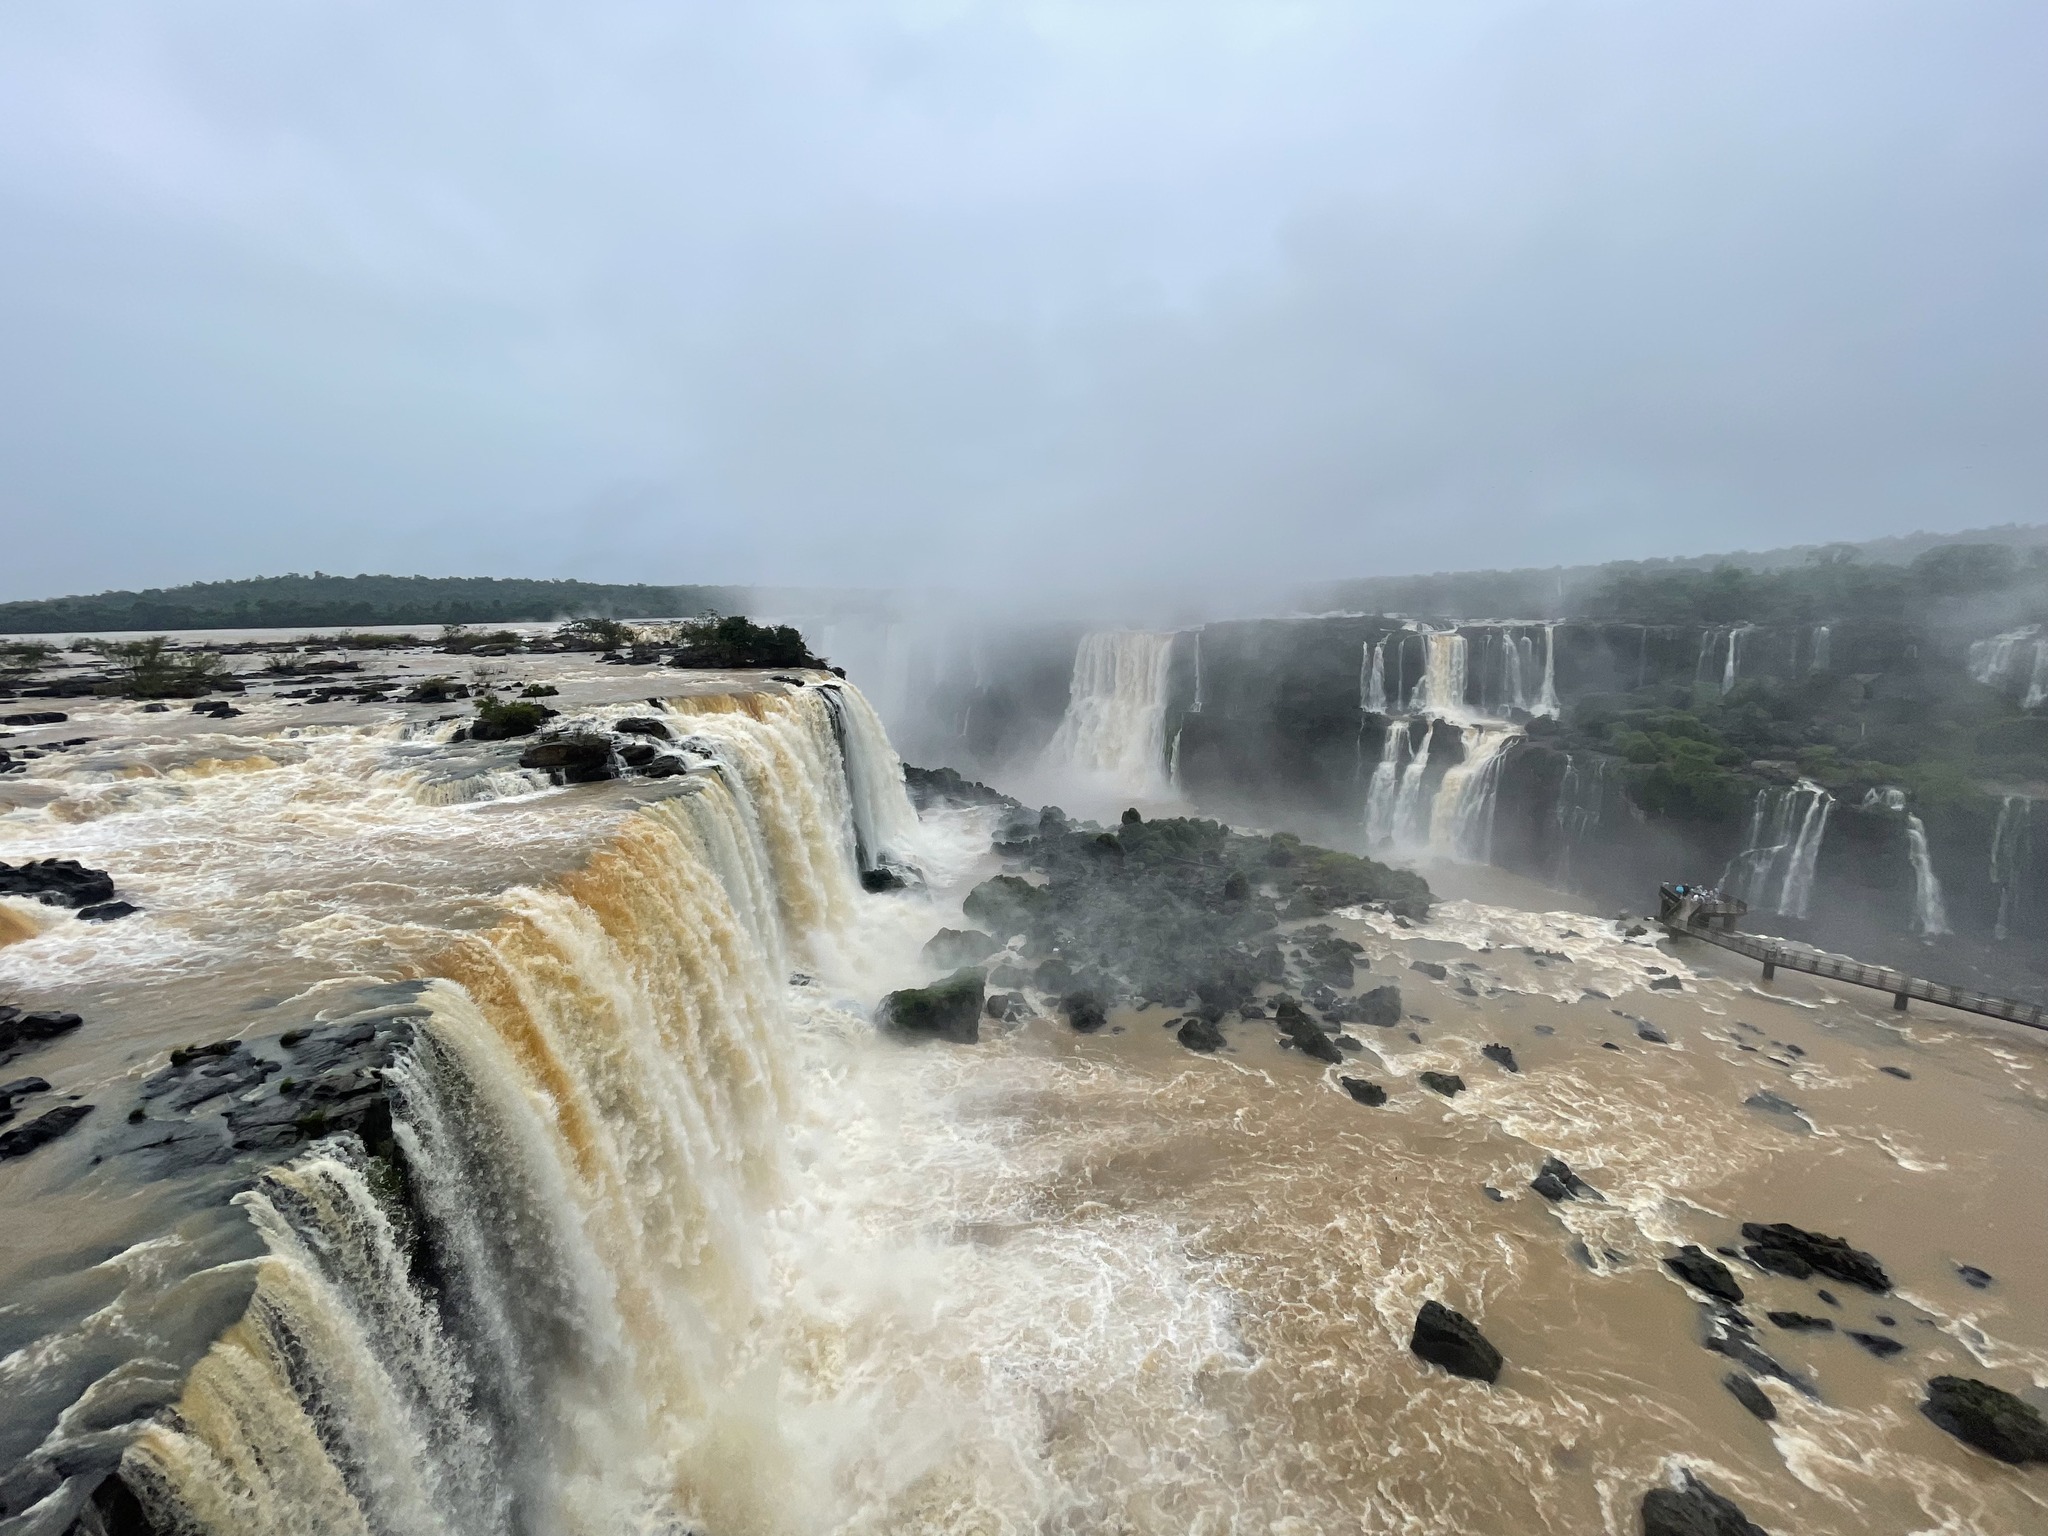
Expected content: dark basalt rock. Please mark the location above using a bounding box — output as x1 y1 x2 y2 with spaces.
616 741 658 767
1847 1330 1904 1358
1409 960 1448 980
878 969 985 1045
1957 1264 1993 1290
1648 975 1683 991
1 1007 83 1061
639 755 689 778
1740 1222 1890 1292
1879 1065 1912 1080
1768 1311 1834 1332
1338 1076 1387 1106
1636 1022 1671 1043
1702 1309 1814 1397
613 716 674 740
1342 985 1402 1028
1665 1246 1744 1304
1640 1473 1768 1536
1280 1014 1342 1063
77 901 140 922
0 1102 93 1160
1409 1299 1502 1383
1723 1373 1776 1422
860 862 918 893
1530 1156 1602 1203
1177 1016 1226 1053
0 858 115 908
924 928 1000 969
1062 990 1108 1033
518 734 617 784
1480 1043 1519 1073
1921 1375 2048 1464
1 710 67 725
983 991 1030 1023
903 764 1021 814
1418 1070 1465 1097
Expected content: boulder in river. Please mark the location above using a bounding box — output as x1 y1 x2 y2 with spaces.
1346 985 1403 1027
1338 1076 1387 1106
1767 1311 1833 1332
1530 1156 1602 1203
1480 1043 1519 1073
1848 1330 1904 1358
923 928 1000 969
1280 1014 1342 1063
0 1102 93 1160
517 734 618 784
76 901 140 922
613 716 674 740
1665 1245 1744 1304
1409 1299 1502 1383
1739 1222 1890 1292
0 1007 83 1062
1177 1016 1226 1053
1921 1375 2048 1464
1723 1372 1776 1422
878 968 985 1045
0 858 115 908
1418 1070 1465 1098
1061 990 1108 1033
1409 960 1448 980
1640 1472 1768 1536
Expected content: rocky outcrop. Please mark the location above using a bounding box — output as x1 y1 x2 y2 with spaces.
923 928 1000 968
1339 1077 1387 1106
877 968 985 1045
1921 1376 2048 1464
0 859 115 908
0 1005 83 1064
1665 1246 1744 1304
1640 1473 1768 1536
1723 1373 1776 1422
518 733 618 784
1343 985 1403 1027
1480 1043 1519 1073
1409 1299 1502 1383
1529 1156 1602 1202
0 1102 92 1160
1062 990 1108 1033
1418 1070 1465 1097
1279 1012 1342 1063
1739 1222 1890 1291
1176 1016 1226 1053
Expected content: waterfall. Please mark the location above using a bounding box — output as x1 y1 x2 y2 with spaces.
1411 631 1469 720
1721 625 1751 694
1362 640 1386 714
1969 625 2044 695
1043 631 1178 797
1725 780 1832 919
1991 795 2032 940
1905 814 1951 936
1551 754 1614 889
1695 630 1715 686
1428 726 1517 863
1502 634 1529 713
1189 628 1204 715
815 682 922 877
1534 625 1560 717
1392 722 1438 847
1362 724 1406 846
2026 642 2048 710
1810 624 1831 672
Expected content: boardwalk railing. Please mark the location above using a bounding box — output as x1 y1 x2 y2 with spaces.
1655 885 2048 1032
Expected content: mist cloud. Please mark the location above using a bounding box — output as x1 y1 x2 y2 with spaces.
2 1 2042 599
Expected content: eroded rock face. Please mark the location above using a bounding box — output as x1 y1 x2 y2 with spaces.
517 734 618 784
0 1102 93 1161
1177 1017 1226 1053
877 969 985 1045
1739 1221 1890 1292
1921 1376 2048 1464
1 1006 83 1064
1409 1299 1502 1383
923 928 1000 969
1640 1473 1768 1536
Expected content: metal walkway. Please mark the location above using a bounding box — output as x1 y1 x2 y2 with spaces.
1655 884 2048 1033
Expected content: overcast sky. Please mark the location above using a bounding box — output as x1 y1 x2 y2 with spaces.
1 1 2043 600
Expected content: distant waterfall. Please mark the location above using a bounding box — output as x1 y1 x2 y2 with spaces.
1725 779 1832 918
1392 722 1438 846
1810 625 1831 671
1411 631 1469 720
125 687 924 1536
1362 640 1387 714
1694 631 1715 686
1502 634 1530 713
1534 625 1560 717
1044 631 1178 797
1362 725 1406 846
1968 625 2048 708
1991 796 2033 940
1428 726 1518 864
1721 625 1752 694
1189 629 1204 715
1867 787 1950 936
1551 754 1615 890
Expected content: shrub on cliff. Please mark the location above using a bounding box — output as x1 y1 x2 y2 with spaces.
669 616 823 670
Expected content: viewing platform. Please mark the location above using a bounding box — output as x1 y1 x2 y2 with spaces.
1655 882 2048 1033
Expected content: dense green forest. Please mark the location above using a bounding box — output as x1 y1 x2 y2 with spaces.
0 574 743 634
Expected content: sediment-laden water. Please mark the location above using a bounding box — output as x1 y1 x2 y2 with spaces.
2 653 2044 1535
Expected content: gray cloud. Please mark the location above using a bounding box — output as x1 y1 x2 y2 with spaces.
2 1 2042 599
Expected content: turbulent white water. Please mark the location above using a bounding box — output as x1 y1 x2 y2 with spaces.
1905 813 1952 937
1043 631 1179 798
1411 630 1470 721
1427 725 1517 863
1363 723 1406 846
1362 639 1387 714
1534 625 1560 717
1725 779 1833 919
1720 625 1752 694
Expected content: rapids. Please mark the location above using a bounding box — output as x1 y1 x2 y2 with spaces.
2 653 2046 1536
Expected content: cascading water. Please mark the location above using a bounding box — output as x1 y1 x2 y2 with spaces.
1810 624 1831 672
1362 724 1407 847
1428 726 1518 864
1534 625 1560 718
1391 721 1438 847
1866 787 1951 937
1991 796 2032 940
1502 634 1529 714
1043 631 1179 798
1551 754 1616 890
1720 625 1752 694
1724 780 1832 919
1411 630 1469 721
1362 640 1387 714
1190 628 1204 715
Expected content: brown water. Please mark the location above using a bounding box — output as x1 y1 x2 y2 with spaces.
3 649 2045 1535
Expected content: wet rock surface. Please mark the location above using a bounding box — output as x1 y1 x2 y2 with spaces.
1921 1375 2048 1464
1665 1246 1744 1304
1722 1372 1776 1422
923 927 1000 968
1640 1473 1768 1536
0 1102 93 1160
517 733 618 784
1176 1016 1226 1053
1740 1221 1890 1292
1409 1299 1502 1383
1529 1156 1603 1202
1418 1070 1466 1098
1480 1042 1520 1073
878 968 985 1045
1338 1076 1387 1106
0 858 115 908
0 1005 84 1064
